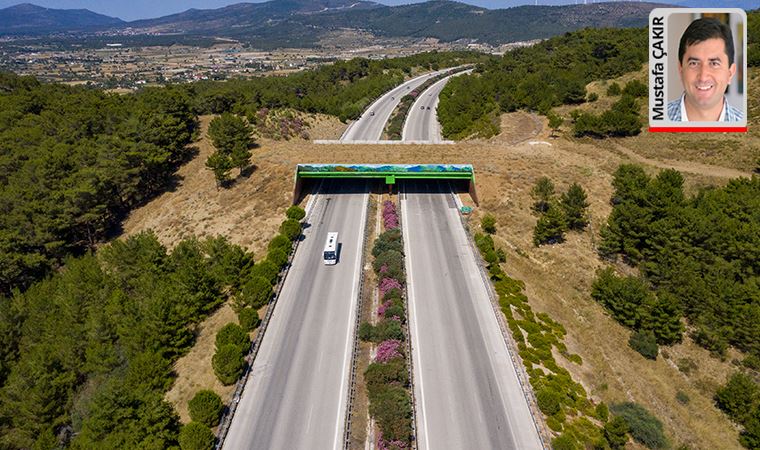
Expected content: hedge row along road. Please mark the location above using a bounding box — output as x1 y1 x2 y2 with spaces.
222 180 369 449
401 180 543 450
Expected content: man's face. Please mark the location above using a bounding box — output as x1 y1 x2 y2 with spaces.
679 37 737 113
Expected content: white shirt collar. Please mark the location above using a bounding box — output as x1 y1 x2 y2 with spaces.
679 93 726 122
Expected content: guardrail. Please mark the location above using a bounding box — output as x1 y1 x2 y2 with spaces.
342 194 372 449
214 197 317 449
448 189 552 450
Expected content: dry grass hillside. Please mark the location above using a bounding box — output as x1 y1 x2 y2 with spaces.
121 90 756 446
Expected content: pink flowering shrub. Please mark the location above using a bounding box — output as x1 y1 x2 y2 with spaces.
382 200 399 229
375 339 402 363
377 431 409 450
378 300 392 317
379 277 403 298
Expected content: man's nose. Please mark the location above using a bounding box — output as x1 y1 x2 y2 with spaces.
697 64 711 80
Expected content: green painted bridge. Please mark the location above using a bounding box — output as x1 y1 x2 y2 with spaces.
293 164 478 204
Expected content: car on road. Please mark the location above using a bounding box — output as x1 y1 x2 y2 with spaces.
426 106 431 110
421 106 425 110
370 111 374 116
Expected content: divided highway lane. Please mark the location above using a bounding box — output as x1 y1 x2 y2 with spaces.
401 182 543 450
340 69 453 142
222 182 369 450
403 70 472 143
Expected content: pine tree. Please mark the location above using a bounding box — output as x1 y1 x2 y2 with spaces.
533 202 567 246
205 151 234 187
560 183 590 230
531 177 555 214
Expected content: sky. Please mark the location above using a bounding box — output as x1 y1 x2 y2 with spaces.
0 0 748 21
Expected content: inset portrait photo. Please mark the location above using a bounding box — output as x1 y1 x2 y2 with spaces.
649 8 747 132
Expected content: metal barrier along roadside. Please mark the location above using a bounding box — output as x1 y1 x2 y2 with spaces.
342 195 372 449
214 201 314 449
449 190 551 450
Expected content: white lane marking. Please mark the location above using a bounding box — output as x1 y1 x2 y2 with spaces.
332 191 369 450
402 189 430 450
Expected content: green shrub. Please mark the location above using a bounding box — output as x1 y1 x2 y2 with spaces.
267 248 288 269
607 82 622 96
546 415 564 431
268 234 292 254
604 416 629 449
552 433 580 450
715 372 759 424
240 276 273 309
373 250 404 275
365 358 408 394
212 344 245 385
358 322 374 342
279 219 301 241
373 319 404 342
481 214 497 234
474 232 495 254
675 391 690 405
383 288 403 303
188 390 223 427
623 79 647 98
238 307 261 331
629 330 658 360
250 260 279 285
537 388 562 415
496 247 506 263
215 323 249 353
595 402 609 422
587 92 599 102
384 304 405 322
372 229 403 257
179 422 215 450
610 402 667 449
285 205 305 221
368 384 413 443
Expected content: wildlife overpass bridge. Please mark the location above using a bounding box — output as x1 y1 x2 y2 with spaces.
293 164 478 205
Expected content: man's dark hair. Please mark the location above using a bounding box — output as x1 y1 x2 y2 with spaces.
678 17 735 67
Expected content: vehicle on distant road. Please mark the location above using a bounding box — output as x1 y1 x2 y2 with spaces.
421 106 425 110
323 232 338 265
426 106 431 110
370 111 375 116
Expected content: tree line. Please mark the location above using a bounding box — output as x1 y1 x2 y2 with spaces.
437 27 647 139
597 165 760 360
0 72 198 295
183 51 485 123
0 232 253 448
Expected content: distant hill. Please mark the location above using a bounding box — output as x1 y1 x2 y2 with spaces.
0 0 662 47
0 3 124 35
124 0 659 47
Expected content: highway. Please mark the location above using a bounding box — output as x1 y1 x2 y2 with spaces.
222 181 368 450
401 181 543 450
340 69 452 142
403 70 472 143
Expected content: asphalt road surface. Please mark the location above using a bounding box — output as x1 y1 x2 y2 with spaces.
222 181 369 450
340 69 452 142
403 70 472 143
401 181 543 450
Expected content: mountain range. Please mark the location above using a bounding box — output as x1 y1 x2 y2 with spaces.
0 0 664 46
